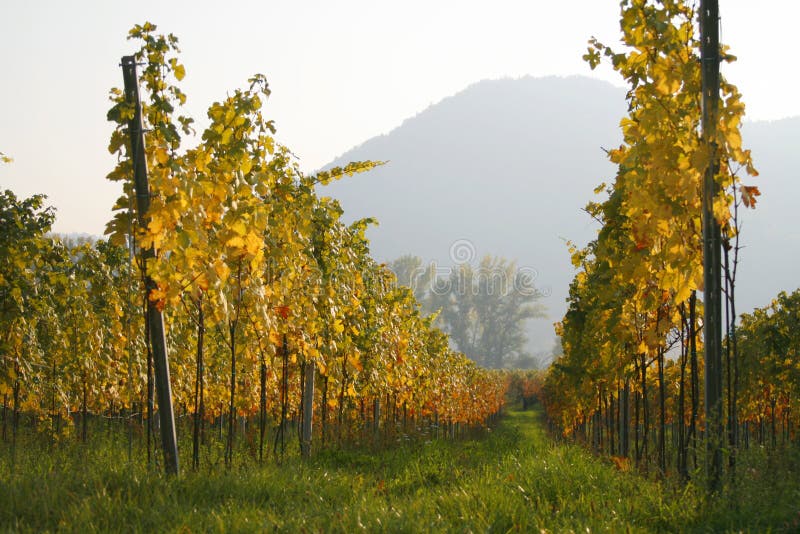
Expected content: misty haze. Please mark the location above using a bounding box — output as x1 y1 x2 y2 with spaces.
323 75 799 363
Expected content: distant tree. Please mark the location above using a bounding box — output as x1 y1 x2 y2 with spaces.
48 234 97 249
510 353 540 370
530 336 563 369
427 255 544 369
388 255 434 312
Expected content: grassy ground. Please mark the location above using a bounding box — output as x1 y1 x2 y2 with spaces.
2 407 799 532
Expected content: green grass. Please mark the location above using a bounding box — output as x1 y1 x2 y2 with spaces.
2 408 799 532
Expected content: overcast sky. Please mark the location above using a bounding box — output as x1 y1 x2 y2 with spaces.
1 1 798 235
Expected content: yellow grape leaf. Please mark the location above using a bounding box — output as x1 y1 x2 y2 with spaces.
268 330 281 345
582 47 601 69
230 220 247 236
245 231 261 256
226 236 244 249
332 319 344 334
713 197 731 225
213 183 228 202
653 64 680 95
221 127 233 145
348 354 363 372
155 147 169 165
240 155 253 175
195 149 211 173
725 128 742 153
148 216 164 235
674 281 692 305
224 107 235 124
213 260 230 282
196 272 209 291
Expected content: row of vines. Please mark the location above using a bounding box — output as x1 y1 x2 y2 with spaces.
0 23 507 470
536 0 795 484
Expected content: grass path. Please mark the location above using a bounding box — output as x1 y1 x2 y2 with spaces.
3 406 798 532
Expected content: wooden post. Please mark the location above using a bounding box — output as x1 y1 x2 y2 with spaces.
699 0 723 492
120 55 179 475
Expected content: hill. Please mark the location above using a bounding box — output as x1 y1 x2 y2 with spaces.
322 76 800 357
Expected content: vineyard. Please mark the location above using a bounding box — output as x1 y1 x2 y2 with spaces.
0 24 507 473
539 0 798 490
2 1 800 531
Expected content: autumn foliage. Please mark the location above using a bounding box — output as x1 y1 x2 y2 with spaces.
0 23 507 460
542 0 772 479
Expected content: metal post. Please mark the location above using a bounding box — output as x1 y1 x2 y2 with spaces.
699 1 723 492
301 360 315 457
121 55 180 475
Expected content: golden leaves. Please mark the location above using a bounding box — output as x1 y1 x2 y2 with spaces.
244 231 261 256
554 0 762 439
93 22 510 435
220 127 234 145
169 58 186 81
230 219 247 236
332 319 345 335
347 354 363 372
213 259 230 282
155 147 169 165
673 279 693 305
652 60 682 96
225 235 244 249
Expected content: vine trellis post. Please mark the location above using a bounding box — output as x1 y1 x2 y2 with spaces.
120 55 180 476
700 0 723 493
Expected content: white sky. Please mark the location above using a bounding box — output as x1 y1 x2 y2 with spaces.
1 1 797 235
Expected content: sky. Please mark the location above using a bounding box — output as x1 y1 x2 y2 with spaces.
1 1 798 236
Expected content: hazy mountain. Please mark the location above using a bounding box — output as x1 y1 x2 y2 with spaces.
322 75 799 356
